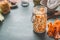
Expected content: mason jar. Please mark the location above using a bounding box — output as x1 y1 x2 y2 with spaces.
0 0 10 14
32 6 47 33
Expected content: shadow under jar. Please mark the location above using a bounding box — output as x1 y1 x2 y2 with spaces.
32 6 47 33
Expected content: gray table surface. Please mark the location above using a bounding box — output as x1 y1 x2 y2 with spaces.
0 1 60 40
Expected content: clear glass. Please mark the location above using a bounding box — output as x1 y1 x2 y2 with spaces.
21 0 29 7
32 6 47 33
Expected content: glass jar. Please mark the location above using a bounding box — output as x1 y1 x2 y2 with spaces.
32 6 47 33
0 0 10 14
21 0 29 7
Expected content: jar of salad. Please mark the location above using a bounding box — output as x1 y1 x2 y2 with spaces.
0 0 10 14
32 6 47 33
